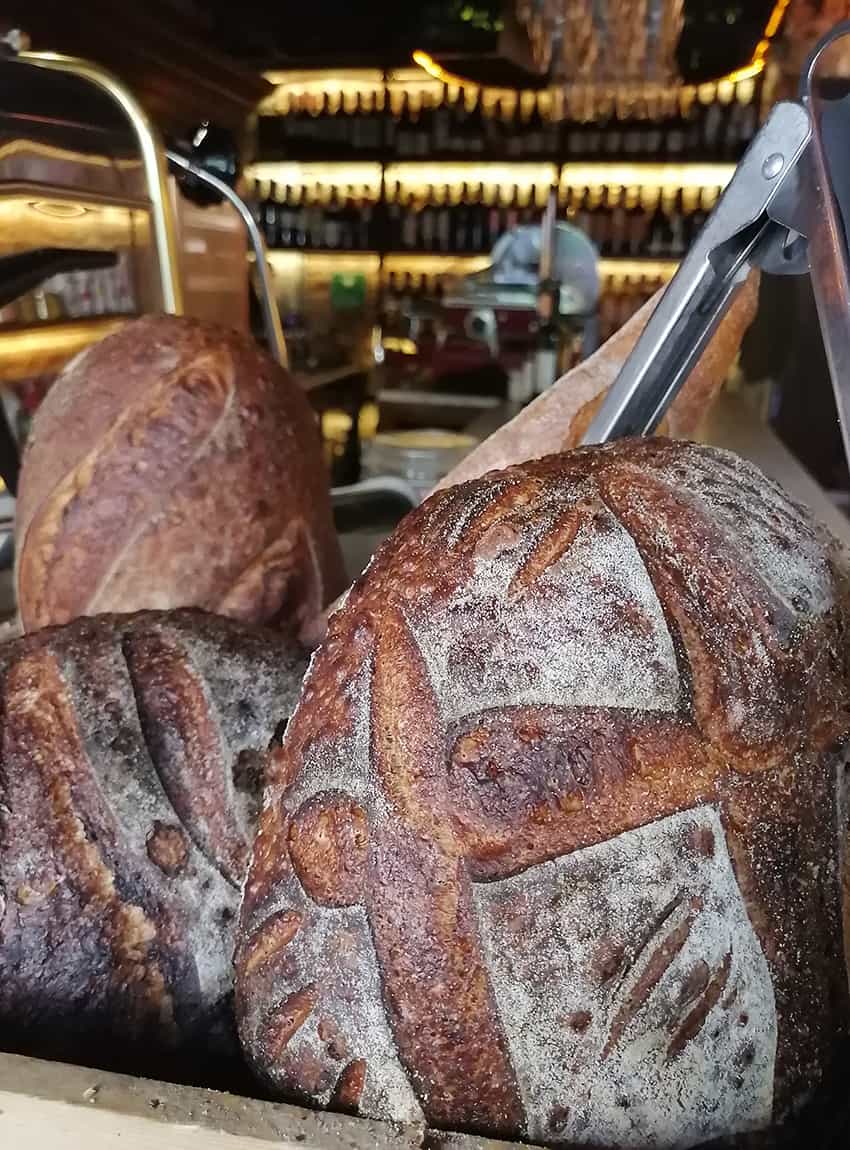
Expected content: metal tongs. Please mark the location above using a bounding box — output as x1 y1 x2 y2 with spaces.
583 20 850 459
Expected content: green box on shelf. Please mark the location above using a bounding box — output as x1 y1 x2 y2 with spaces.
330 272 367 311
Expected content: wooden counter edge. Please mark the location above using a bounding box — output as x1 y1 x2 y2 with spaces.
0 1051 534 1150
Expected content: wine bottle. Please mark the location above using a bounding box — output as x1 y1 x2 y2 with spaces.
505 184 520 233
666 109 686 159
416 96 431 157
396 93 412 157
507 99 525 158
294 188 308 248
609 186 627 257
437 187 451 252
278 185 294 248
486 188 501 249
262 181 278 247
401 191 418 250
420 186 436 251
434 84 451 152
488 98 506 157
453 182 469 251
670 190 686 257
386 181 401 249
604 114 624 158
702 99 723 159
565 120 586 160
324 187 341 249
624 187 644 256
527 95 545 156
470 182 486 252
467 91 485 155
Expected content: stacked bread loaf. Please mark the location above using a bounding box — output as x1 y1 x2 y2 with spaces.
15 315 346 640
0 609 305 1078
6 293 850 1147
237 439 850 1148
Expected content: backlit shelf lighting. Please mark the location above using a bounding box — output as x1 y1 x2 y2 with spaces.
386 163 558 200
598 258 678 280
245 163 383 198
0 194 149 253
0 317 129 383
560 163 735 191
265 250 381 277
259 251 679 281
382 253 491 276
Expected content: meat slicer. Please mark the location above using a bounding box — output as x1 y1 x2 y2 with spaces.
380 195 599 407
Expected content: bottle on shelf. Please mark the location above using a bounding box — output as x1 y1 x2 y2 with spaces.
603 112 624 159
262 181 278 248
669 190 687 258
487 98 507 157
466 91 485 155
420 185 437 251
401 190 419 250
453 183 470 252
357 192 374 250
323 187 342 249
646 190 669 257
608 186 627 258
396 92 413 157
526 94 546 157
469 182 486 252
485 186 501 250
436 186 452 253
278 185 294 248
294 187 308 248
433 84 451 152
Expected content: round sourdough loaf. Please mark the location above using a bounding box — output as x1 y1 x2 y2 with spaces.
15 315 346 638
0 608 305 1080
237 438 850 1148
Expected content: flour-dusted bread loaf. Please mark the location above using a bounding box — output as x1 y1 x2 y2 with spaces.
15 315 346 638
236 438 850 1148
0 608 305 1079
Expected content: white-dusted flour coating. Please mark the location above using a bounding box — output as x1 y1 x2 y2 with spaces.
473 806 776 1149
412 498 681 723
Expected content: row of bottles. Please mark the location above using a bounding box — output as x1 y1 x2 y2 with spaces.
255 184 376 251
598 275 670 343
564 185 722 259
0 256 136 325
257 81 761 163
252 179 723 260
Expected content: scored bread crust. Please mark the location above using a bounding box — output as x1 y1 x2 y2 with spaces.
237 438 850 1147
15 315 346 637
0 608 306 1079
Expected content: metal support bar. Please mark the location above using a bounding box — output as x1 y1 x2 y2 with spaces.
166 150 288 368
20 51 184 315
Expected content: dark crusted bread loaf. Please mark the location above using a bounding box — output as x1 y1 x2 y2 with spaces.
237 438 850 1149
15 315 346 638
0 608 305 1079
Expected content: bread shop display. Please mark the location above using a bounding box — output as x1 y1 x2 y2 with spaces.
6 5 850 1150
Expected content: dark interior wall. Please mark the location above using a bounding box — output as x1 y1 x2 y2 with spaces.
3 0 270 138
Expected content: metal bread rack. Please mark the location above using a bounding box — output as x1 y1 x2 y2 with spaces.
1 46 286 362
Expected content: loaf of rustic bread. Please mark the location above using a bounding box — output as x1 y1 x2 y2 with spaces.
0 608 305 1080
15 315 346 638
237 438 850 1148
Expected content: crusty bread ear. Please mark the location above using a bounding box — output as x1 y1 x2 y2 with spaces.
434 269 760 492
